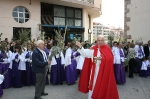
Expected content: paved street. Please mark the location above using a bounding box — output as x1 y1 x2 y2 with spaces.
1 73 150 99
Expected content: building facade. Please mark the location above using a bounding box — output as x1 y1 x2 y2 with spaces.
0 0 101 43
93 22 110 43
125 0 150 44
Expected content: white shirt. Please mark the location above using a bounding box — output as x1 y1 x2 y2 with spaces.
38 48 48 62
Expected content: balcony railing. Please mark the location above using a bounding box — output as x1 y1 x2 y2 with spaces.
76 0 94 4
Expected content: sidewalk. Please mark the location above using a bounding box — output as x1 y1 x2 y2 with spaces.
1 73 150 99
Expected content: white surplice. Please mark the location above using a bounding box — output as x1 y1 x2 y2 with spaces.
76 55 85 70
9 52 26 70
49 50 65 67
77 47 101 99
141 61 148 70
112 46 117 55
113 48 125 64
64 47 72 66
134 45 145 59
0 50 13 64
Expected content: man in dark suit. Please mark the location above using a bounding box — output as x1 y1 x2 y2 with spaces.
32 40 51 99
144 40 150 59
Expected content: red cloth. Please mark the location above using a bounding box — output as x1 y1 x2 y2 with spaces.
78 44 119 99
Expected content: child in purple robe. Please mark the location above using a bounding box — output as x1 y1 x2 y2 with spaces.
139 57 148 77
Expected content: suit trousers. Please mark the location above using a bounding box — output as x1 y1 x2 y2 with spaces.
35 66 48 98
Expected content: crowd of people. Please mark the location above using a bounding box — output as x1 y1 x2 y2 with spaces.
0 36 150 99
0 37 90 98
112 40 150 85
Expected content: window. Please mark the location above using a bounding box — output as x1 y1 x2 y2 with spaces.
41 3 82 26
12 6 30 23
54 6 65 17
66 8 74 18
75 9 82 18
54 17 65 26
13 27 31 40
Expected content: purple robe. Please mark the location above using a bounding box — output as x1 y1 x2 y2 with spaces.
25 52 32 86
114 49 126 84
0 53 12 89
65 50 78 84
147 63 150 76
12 54 22 88
44 48 49 84
139 62 148 77
50 57 65 85
134 58 142 73
0 85 3 96
134 46 143 73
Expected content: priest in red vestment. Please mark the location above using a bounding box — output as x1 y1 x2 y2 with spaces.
76 35 119 99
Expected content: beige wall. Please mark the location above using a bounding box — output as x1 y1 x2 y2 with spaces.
0 0 41 41
94 0 101 9
126 0 150 44
0 0 100 43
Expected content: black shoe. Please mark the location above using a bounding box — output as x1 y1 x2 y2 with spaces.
41 93 48 96
129 76 134 78
67 83 71 85
34 97 42 99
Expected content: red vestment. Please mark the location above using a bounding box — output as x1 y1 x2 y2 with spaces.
78 44 119 99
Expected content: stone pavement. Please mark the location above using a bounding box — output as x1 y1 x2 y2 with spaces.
1 73 150 99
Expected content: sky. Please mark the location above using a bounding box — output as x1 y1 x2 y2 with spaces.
93 0 124 28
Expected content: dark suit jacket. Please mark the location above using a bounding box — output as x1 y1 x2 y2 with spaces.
32 48 48 73
144 45 150 58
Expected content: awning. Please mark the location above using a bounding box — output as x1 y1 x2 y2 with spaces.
42 24 85 32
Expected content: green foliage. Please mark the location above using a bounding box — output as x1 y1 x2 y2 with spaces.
49 26 67 60
0 33 3 41
13 29 30 45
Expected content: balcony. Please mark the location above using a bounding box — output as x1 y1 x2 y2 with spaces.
76 0 94 4
41 0 101 18
124 26 130 31
50 0 95 7
125 17 131 22
125 9 130 13
125 0 131 5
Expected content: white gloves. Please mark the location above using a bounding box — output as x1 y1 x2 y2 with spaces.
15 59 19 62
120 58 125 62
3 58 8 62
25 58 30 62
29 60 32 63
25 58 32 63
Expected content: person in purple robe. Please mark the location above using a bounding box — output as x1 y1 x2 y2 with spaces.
10 44 25 88
0 42 12 89
139 57 148 77
24 43 33 86
113 42 126 84
134 41 145 73
49 40 65 85
64 42 79 85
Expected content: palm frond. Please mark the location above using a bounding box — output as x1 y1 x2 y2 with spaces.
13 29 30 45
